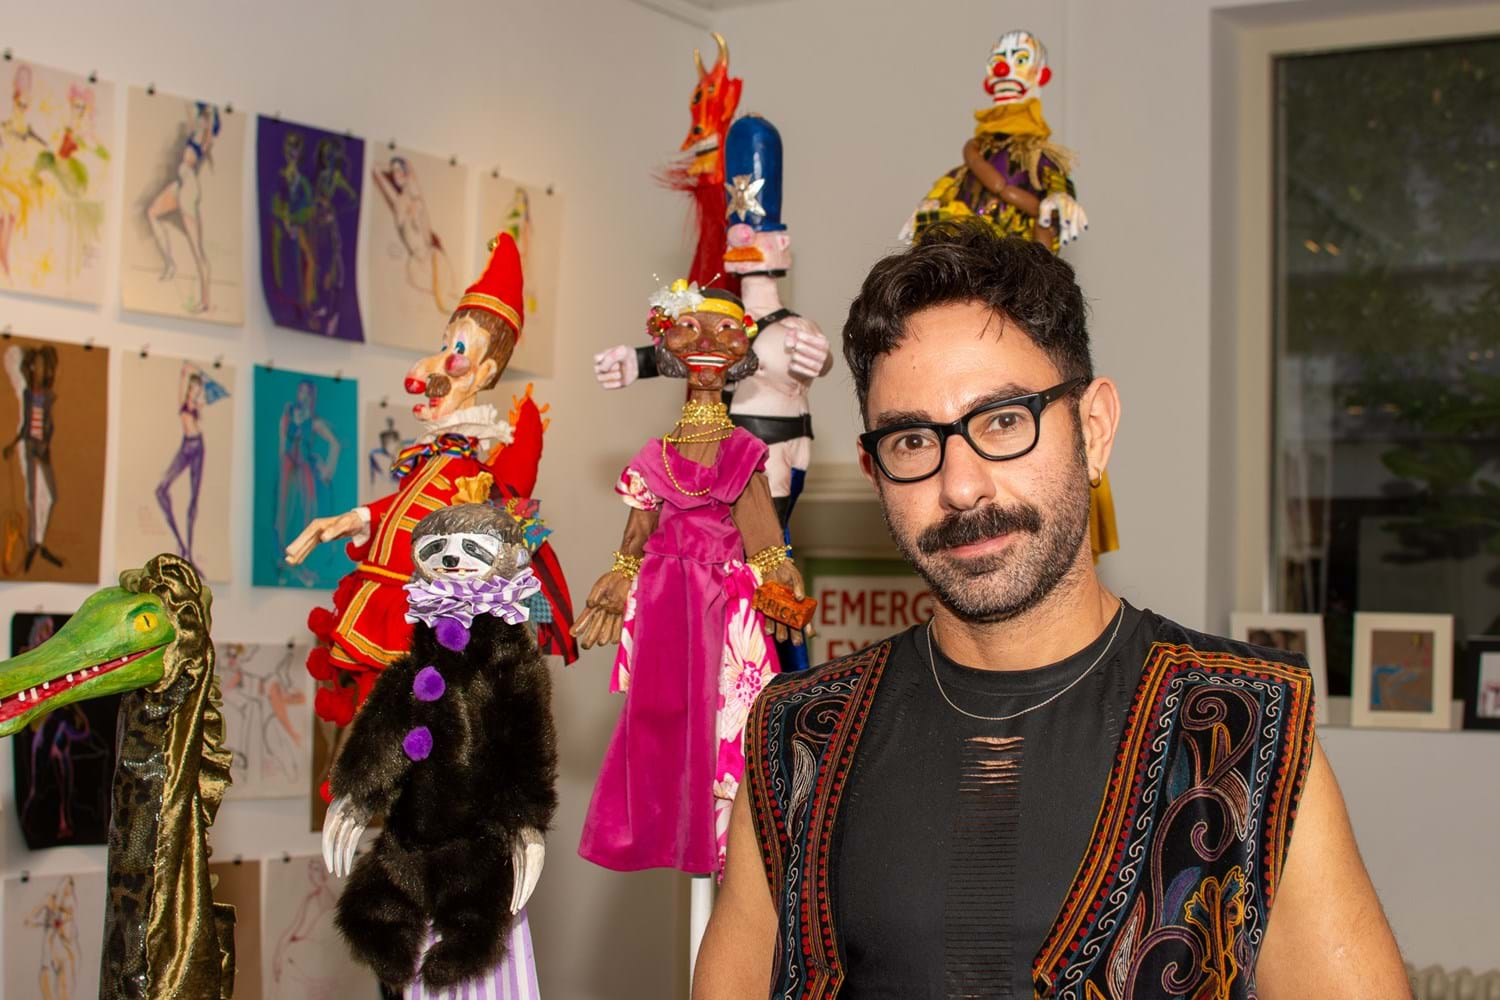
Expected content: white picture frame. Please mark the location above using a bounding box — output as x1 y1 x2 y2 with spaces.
1230 612 1329 725
1351 612 1454 731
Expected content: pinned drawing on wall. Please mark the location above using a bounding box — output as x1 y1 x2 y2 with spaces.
477 174 561 376
359 397 422 504
252 366 357 589
218 642 312 799
120 87 246 323
0 58 113 304
365 146 468 351
3 869 107 1000
114 353 235 581
262 854 377 999
9 612 121 849
0 334 108 583
256 116 364 341
209 858 264 1000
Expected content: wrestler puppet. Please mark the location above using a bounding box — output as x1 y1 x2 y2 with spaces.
286 233 576 734
904 30 1116 558
574 280 812 878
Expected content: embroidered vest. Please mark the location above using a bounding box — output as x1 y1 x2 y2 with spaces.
745 619 1316 1000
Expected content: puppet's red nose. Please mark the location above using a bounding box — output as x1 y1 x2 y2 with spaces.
990 59 1010 78
404 376 427 395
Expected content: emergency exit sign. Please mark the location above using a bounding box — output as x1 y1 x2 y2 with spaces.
805 557 932 664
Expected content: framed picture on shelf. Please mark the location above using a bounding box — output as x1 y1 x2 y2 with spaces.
1460 636 1500 732
1350 612 1453 731
1230 612 1328 725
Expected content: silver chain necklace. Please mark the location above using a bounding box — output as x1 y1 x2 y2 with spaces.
925 601 1126 723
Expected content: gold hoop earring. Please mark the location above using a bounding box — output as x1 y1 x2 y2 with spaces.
1089 471 1103 489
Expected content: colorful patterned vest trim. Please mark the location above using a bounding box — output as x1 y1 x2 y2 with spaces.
744 618 1317 1000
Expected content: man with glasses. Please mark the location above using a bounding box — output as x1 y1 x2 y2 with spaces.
695 221 1408 999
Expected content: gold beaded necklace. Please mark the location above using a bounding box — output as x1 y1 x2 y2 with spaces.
679 400 731 427
662 400 735 496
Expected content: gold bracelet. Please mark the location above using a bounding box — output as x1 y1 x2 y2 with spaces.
748 544 791 578
611 551 643 580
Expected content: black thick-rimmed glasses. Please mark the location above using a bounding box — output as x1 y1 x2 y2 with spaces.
859 378 1087 483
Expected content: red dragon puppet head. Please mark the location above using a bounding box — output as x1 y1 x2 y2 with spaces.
680 32 742 186
661 32 744 288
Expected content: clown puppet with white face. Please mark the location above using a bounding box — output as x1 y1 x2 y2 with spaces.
903 28 1088 250
284 233 577 732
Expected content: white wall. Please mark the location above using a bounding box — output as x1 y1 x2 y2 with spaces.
4 0 1497 993
716 0 1499 974
0 2 719 997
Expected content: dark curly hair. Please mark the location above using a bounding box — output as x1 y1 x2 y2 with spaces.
842 220 1092 420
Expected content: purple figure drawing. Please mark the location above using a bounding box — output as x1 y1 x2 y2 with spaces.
156 360 228 567
257 115 364 341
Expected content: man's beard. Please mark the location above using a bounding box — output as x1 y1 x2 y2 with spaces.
879 438 1093 625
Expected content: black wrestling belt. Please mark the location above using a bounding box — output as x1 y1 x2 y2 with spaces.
731 411 814 444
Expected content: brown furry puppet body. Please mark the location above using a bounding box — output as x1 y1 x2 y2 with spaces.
323 503 557 989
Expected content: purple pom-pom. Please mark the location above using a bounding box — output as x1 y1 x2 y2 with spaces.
434 617 470 651
412 666 446 702
402 726 433 761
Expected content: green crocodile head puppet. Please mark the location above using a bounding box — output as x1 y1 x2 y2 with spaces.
0 555 206 737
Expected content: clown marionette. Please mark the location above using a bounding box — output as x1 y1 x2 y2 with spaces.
903 29 1089 251
573 280 814 878
286 233 577 731
904 30 1117 558
595 115 831 530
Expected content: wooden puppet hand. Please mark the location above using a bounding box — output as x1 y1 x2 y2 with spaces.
592 345 640 390
963 138 1007 196
763 560 813 647
1038 192 1088 247
784 319 831 382
285 509 366 565
510 827 546 915
322 795 369 878
570 570 633 649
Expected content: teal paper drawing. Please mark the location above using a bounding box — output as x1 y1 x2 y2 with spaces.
253 366 356 588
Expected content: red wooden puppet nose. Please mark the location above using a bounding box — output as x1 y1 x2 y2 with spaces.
404 376 427 395
991 59 1010 77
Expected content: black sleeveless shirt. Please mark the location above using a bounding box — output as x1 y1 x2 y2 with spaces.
834 602 1154 999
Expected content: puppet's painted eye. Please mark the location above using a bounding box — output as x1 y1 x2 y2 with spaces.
454 341 467 355
133 611 159 633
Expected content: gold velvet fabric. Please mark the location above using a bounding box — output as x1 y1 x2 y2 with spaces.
104 554 234 999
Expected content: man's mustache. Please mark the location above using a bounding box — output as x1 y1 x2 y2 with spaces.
917 502 1042 555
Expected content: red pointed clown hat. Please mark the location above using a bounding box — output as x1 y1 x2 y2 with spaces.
456 232 525 339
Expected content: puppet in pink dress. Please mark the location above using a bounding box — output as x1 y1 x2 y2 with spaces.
573 280 810 877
